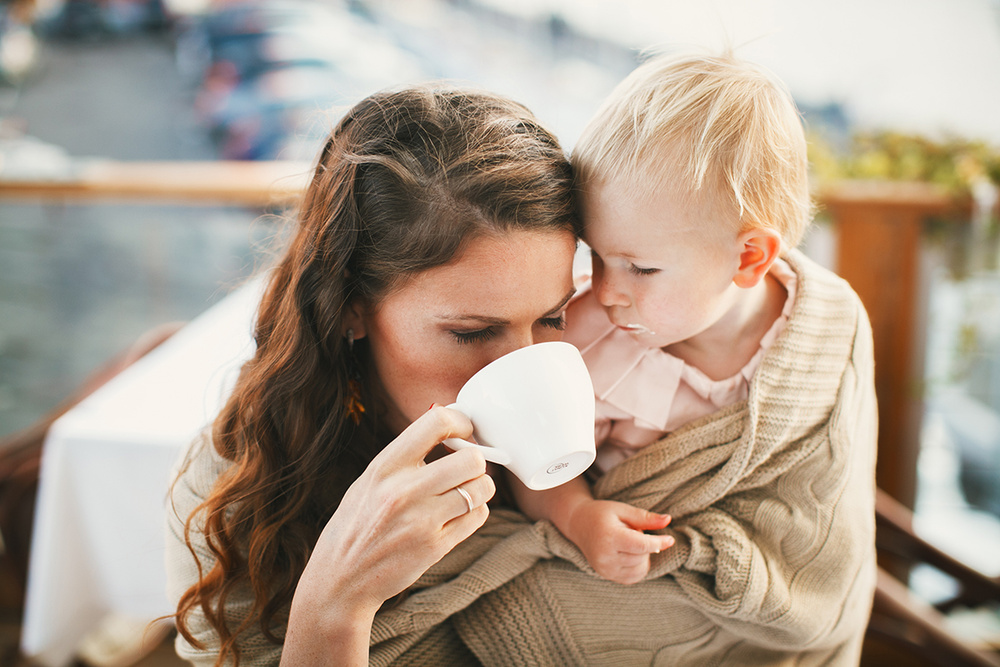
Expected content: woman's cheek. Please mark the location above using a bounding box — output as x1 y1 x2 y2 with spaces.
407 346 477 414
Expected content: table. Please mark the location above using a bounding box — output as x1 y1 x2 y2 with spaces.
21 275 264 667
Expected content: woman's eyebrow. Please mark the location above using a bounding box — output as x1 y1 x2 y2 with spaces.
437 314 509 325
544 287 577 316
435 287 576 325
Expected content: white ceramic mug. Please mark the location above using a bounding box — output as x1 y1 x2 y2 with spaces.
444 341 596 491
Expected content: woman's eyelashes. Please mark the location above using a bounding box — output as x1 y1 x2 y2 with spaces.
449 315 566 345
451 327 498 344
540 314 567 331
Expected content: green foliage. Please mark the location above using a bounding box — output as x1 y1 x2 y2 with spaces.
808 130 1000 193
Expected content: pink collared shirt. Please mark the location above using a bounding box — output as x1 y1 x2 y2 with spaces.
564 258 798 473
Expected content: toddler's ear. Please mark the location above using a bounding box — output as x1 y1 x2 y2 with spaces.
733 228 782 288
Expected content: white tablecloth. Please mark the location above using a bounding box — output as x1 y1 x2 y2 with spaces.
21 275 264 667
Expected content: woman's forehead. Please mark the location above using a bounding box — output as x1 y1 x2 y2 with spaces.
379 229 576 317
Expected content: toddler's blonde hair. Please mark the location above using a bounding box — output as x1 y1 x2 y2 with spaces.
573 50 812 248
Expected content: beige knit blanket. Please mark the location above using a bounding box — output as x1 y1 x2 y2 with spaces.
369 250 878 666
167 251 878 666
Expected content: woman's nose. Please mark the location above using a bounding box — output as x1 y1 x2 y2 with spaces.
500 329 538 358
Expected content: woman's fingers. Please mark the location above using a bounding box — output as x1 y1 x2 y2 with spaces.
441 502 490 544
373 405 474 469
423 445 489 495
440 474 496 522
305 409 495 611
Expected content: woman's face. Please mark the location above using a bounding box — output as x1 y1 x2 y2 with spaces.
360 229 577 435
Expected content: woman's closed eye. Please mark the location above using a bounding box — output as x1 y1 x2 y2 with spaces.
451 327 498 344
450 312 565 345
539 314 566 331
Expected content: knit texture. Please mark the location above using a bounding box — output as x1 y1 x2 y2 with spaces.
368 249 878 666
165 249 878 666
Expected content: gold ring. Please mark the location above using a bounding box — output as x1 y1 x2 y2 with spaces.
455 485 474 514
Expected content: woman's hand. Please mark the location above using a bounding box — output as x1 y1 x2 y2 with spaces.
281 406 495 665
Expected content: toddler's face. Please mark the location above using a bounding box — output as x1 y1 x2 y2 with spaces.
581 175 745 351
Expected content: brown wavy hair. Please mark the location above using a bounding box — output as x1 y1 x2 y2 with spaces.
173 84 578 664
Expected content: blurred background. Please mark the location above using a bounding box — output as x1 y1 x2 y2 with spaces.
1 0 999 664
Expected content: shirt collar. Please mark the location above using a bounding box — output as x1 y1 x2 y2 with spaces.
578 324 684 431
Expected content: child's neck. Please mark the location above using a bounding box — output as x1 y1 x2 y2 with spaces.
664 272 788 381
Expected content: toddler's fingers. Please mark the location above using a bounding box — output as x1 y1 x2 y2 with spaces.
620 532 674 555
619 505 671 532
608 559 653 586
648 533 675 554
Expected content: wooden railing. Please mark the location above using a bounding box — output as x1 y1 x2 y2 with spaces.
0 160 312 207
819 180 973 510
0 161 978 510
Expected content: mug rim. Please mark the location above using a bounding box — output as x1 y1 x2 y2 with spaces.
462 340 580 386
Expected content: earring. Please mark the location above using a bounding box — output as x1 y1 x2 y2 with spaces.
344 328 366 425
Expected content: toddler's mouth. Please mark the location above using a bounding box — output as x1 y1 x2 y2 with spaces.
620 323 656 336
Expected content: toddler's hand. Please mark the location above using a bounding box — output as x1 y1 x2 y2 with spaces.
565 500 674 585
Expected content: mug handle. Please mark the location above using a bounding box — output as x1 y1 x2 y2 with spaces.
442 403 513 465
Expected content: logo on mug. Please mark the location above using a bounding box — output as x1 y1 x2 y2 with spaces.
547 461 570 475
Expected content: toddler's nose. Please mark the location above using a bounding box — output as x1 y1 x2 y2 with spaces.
594 272 630 308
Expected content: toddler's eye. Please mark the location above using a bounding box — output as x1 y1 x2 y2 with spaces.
628 263 660 276
451 327 498 344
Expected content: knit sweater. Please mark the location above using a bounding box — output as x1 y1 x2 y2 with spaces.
166 249 878 666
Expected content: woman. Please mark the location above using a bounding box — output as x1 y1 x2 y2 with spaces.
166 84 579 665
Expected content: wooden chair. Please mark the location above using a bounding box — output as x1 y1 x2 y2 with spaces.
862 488 1000 666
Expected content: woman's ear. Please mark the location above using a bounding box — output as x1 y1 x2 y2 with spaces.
733 228 782 288
343 298 368 341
